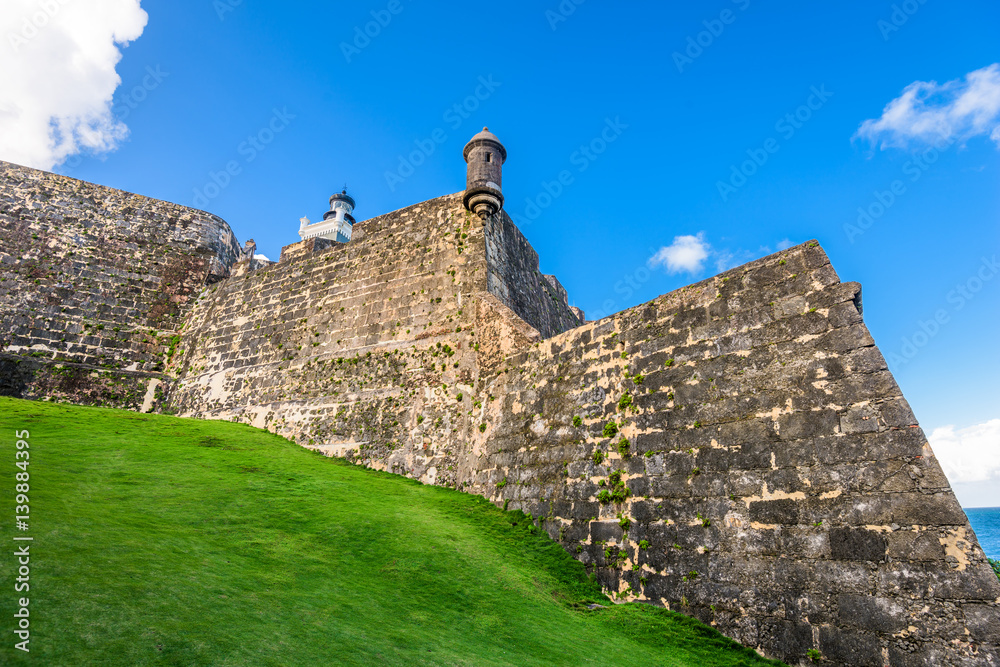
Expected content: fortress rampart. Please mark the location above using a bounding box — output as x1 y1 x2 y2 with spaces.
0 160 240 408
167 193 580 488
468 241 1000 665
0 155 996 666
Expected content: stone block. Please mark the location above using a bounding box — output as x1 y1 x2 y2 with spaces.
837 594 907 633
830 527 887 562
749 498 801 525
963 603 1000 642
818 625 884 667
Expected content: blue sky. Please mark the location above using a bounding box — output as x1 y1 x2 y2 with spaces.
2 0 998 505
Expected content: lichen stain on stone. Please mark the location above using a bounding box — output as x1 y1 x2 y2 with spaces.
742 483 808 508
939 527 972 571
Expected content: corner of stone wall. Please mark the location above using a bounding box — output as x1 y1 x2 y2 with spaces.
484 211 585 338
468 239 1000 666
474 292 541 373
0 160 243 408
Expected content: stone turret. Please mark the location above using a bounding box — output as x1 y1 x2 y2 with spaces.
463 127 506 219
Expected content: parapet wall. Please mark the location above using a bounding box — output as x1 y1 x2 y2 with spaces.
167 193 584 488
0 160 241 409
468 241 1000 666
485 211 583 338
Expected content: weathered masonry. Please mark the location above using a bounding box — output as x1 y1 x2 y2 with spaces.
466 241 1000 666
1 129 997 666
0 160 240 408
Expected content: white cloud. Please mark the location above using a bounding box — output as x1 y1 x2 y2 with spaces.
856 63 1000 150
0 0 148 170
648 234 710 275
649 234 799 276
930 419 1000 485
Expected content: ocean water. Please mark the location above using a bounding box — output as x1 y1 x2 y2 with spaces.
965 507 1000 560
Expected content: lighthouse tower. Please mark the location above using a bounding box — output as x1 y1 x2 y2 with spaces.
463 127 506 220
298 189 357 243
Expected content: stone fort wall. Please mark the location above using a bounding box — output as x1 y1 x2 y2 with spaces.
0 161 241 409
465 240 1000 665
0 163 996 665
484 211 583 338
166 193 582 489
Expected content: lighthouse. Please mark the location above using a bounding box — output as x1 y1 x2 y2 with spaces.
298 189 357 243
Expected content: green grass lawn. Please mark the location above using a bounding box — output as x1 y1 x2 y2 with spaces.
0 397 783 666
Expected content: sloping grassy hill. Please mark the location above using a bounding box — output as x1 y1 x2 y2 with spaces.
0 398 783 666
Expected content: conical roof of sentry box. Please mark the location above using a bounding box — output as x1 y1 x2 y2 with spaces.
463 127 507 162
